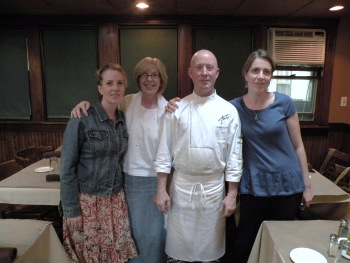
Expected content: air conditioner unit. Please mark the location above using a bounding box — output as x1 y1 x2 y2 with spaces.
267 28 326 66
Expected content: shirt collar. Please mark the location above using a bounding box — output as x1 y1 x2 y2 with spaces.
191 89 217 103
93 101 124 123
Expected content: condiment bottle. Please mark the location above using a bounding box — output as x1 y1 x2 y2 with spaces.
338 219 349 238
328 234 338 257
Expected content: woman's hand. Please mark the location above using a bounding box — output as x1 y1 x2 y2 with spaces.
70 101 91 118
302 187 314 207
66 215 83 230
165 97 181 113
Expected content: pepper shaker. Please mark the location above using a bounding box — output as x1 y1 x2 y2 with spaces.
338 219 349 238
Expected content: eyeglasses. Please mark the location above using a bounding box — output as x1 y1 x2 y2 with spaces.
141 73 160 80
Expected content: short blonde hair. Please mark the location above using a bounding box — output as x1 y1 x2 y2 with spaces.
133 57 168 94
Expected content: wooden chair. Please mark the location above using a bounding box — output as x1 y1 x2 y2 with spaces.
319 148 350 193
0 159 23 181
14 146 54 167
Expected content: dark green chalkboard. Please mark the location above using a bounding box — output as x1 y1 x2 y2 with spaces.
120 27 178 101
42 27 98 118
0 27 31 120
194 28 252 101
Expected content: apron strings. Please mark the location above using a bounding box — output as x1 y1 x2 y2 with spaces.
189 182 207 211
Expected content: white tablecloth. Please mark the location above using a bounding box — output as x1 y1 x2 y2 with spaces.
308 170 350 220
248 220 340 263
234 171 350 224
310 170 350 203
0 219 69 263
0 158 60 205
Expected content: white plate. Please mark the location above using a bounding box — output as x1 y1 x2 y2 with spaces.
34 166 54 173
342 250 350 260
290 247 327 263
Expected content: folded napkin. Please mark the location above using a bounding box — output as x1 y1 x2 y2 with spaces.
46 173 60 182
0 247 17 263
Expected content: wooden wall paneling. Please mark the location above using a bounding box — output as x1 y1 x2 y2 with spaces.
26 22 46 121
0 131 13 163
177 24 193 98
0 123 65 163
0 15 348 169
8 131 63 159
328 18 350 124
98 23 119 67
302 127 330 170
252 25 268 50
315 24 338 126
2 124 349 170
343 127 350 154
302 125 350 171
328 125 348 152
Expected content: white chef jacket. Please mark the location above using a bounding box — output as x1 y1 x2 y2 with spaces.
154 91 243 261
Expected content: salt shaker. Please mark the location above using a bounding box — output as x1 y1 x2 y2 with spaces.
328 234 339 257
338 219 349 238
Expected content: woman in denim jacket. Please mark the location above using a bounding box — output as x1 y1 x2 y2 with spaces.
60 63 137 262
71 57 169 263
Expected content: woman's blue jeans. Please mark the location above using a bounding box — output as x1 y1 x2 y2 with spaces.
124 173 167 263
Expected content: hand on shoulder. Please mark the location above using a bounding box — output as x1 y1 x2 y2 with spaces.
70 101 91 118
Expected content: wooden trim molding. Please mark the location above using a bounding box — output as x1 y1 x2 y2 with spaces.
27 22 46 120
177 24 193 98
98 23 120 67
0 121 67 132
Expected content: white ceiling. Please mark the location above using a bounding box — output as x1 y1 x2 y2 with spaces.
0 0 349 18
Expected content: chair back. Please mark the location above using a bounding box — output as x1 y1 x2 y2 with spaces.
319 148 350 193
0 160 23 181
14 146 54 167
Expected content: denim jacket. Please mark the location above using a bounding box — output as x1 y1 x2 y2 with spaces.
60 102 128 218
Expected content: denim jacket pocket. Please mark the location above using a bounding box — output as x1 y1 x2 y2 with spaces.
86 130 110 152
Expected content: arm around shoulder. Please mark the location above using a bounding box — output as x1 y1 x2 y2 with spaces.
71 101 92 118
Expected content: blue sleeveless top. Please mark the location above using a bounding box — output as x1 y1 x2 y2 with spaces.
230 92 305 196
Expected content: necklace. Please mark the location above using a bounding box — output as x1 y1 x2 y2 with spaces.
253 110 259 121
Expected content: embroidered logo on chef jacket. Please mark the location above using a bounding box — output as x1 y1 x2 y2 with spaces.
218 114 230 125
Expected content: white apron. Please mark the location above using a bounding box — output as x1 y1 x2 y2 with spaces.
166 170 226 261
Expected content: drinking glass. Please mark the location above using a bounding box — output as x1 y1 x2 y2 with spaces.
49 156 59 171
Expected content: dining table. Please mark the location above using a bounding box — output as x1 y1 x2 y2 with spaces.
0 219 69 263
0 157 60 206
233 170 350 226
306 170 350 220
248 220 345 263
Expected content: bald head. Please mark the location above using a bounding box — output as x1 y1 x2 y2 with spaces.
190 49 218 68
188 49 219 97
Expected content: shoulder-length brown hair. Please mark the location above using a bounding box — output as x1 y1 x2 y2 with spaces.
241 49 275 77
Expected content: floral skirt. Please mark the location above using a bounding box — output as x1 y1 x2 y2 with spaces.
62 190 137 263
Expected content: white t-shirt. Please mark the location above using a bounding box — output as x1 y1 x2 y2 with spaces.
121 92 168 177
